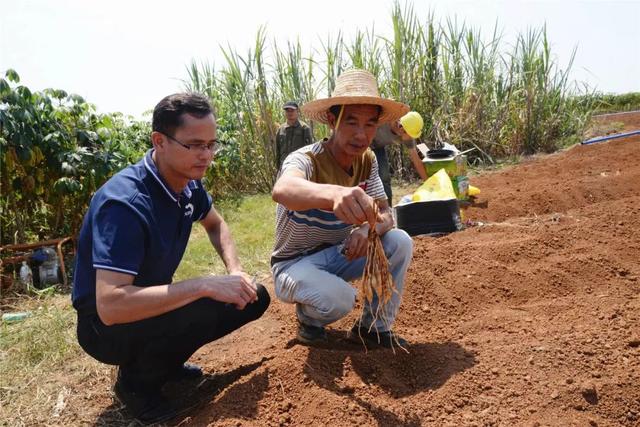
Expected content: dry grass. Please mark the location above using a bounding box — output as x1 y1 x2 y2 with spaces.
0 294 95 425
583 120 625 140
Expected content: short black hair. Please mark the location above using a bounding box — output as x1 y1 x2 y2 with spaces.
152 93 214 136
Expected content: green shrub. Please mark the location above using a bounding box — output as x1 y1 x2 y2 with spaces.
0 70 149 244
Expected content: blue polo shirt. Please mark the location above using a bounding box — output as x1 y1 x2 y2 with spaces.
72 149 213 314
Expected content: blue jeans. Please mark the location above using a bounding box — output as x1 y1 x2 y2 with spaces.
271 229 413 331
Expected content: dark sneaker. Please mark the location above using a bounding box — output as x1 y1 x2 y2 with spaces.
168 362 203 382
350 325 408 349
113 376 177 425
296 321 328 346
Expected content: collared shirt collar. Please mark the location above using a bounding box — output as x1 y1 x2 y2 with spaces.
283 120 301 129
143 149 196 203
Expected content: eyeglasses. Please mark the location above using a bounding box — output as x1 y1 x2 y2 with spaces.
159 132 221 154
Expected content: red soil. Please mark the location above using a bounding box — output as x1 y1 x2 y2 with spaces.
66 113 640 426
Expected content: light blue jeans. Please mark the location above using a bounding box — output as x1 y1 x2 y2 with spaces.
271 229 413 331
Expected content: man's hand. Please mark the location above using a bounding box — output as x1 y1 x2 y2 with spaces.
228 270 258 293
343 225 369 260
333 187 377 225
204 275 258 310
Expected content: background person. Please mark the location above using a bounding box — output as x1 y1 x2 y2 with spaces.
370 111 427 204
72 93 270 425
275 101 314 168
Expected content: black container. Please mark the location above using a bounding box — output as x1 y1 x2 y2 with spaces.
426 149 456 159
395 199 462 236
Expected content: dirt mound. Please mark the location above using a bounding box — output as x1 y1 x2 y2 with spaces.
65 117 640 426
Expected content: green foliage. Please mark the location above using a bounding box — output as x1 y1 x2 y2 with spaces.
184 28 324 199
2 3 621 243
0 70 149 244
588 92 640 114
380 11 595 170
183 2 598 194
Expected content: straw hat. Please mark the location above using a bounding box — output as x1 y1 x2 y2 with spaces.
302 69 409 124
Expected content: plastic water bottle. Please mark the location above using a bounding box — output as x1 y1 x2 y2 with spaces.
2 312 31 323
19 261 33 291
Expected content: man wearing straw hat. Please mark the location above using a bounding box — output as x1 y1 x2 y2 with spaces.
271 69 414 348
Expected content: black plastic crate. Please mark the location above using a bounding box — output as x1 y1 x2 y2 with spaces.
395 199 462 236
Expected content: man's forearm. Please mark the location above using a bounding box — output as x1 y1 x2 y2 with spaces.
207 220 242 273
96 277 207 325
272 175 339 211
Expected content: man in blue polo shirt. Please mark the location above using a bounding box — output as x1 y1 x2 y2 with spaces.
72 93 270 424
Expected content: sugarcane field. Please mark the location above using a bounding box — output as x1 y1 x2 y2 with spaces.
2 1 639 426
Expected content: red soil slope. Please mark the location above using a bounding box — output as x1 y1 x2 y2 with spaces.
65 113 640 427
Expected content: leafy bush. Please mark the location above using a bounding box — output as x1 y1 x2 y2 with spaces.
0 70 149 245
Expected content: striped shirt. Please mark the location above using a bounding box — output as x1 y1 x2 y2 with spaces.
272 140 387 262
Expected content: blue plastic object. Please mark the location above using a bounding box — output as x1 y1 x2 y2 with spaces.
581 130 640 145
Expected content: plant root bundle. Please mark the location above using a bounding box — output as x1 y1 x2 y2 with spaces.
356 204 406 353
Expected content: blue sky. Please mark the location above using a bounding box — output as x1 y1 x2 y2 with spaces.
2 0 639 117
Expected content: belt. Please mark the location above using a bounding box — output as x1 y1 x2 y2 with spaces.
270 243 334 267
